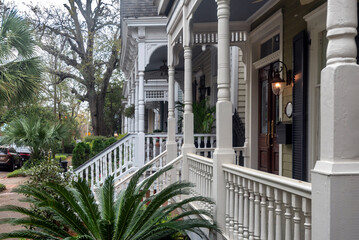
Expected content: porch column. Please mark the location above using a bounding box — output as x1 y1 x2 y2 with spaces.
167 66 178 173
213 0 235 233
181 45 196 180
135 79 139 133
131 87 135 133
312 0 359 239
128 94 132 133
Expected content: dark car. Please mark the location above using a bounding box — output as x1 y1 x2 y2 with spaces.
15 146 31 163
0 146 21 171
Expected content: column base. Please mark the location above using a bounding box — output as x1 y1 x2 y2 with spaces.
312 164 359 240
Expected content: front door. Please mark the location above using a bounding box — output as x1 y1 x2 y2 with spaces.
258 63 279 174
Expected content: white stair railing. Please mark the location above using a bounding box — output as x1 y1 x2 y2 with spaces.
75 134 136 187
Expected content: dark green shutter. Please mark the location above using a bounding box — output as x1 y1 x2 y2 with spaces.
292 31 308 181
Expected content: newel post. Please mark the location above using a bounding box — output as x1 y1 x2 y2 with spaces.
312 0 359 239
213 0 235 236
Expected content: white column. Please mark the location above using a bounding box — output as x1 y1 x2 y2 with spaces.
312 0 359 239
131 87 135 133
213 0 235 234
138 71 145 133
167 65 177 163
135 80 139 133
128 94 132 133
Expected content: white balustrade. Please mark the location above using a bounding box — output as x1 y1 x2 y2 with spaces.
114 151 183 198
223 164 311 240
75 134 136 188
193 31 247 45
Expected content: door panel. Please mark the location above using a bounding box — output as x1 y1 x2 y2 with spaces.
258 64 279 174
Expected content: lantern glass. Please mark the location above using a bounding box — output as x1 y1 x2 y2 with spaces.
271 81 285 96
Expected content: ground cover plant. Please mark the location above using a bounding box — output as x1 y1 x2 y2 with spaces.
0 184 5 192
0 164 219 239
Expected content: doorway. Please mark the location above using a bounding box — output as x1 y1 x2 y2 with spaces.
258 63 280 174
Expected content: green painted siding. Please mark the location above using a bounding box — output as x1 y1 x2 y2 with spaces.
251 0 326 178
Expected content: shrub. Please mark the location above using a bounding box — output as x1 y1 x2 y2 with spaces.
105 137 117 147
83 135 107 143
72 142 91 169
0 183 5 192
63 140 76 154
91 138 105 157
7 169 27 178
22 158 42 170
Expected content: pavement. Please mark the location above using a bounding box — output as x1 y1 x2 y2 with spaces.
0 169 30 234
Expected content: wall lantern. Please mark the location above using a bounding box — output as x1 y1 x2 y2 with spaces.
114 131 118 137
269 60 292 96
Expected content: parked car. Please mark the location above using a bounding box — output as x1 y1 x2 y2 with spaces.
15 146 31 163
0 146 21 171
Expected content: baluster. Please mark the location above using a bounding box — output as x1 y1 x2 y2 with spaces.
229 173 234 239
248 180 254 240
156 160 161 192
119 144 123 173
253 182 260 240
91 164 95 188
292 195 301 240
283 192 292 240
114 148 117 175
96 160 99 185
267 186 275 240
159 137 163 153
260 184 267 240
153 137 157 158
274 189 283 240
233 176 239 239
104 156 107 180
109 152 113 176
146 137 149 162
238 176 244 240
125 142 128 170
225 172 230 235
205 165 210 211
85 167 89 183
303 198 311 240
243 178 249 240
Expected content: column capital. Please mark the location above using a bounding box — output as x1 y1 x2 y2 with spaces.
326 0 357 65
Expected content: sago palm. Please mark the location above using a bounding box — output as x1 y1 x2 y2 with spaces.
0 9 42 104
0 164 219 239
0 117 68 159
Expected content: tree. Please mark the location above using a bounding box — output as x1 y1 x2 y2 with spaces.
0 8 42 105
0 117 68 159
0 164 219 239
29 0 121 135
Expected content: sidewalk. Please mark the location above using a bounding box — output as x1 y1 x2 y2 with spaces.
0 171 30 234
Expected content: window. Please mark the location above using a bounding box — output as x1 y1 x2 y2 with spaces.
260 34 280 58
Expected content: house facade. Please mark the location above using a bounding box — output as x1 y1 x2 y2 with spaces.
76 0 359 239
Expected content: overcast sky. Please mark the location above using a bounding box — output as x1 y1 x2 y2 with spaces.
12 0 67 12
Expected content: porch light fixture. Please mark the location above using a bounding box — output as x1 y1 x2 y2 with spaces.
269 60 292 96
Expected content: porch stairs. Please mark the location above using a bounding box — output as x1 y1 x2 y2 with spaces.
74 134 312 240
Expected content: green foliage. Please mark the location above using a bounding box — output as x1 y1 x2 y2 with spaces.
0 117 68 159
91 138 105 157
0 9 42 105
104 137 117 147
104 80 123 136
22 158 42 170
7 169 27 178
0 164 219 239
72 142 91 169
193 99 216 134
0 183 5 192
176 99 216 133
84 135 107 143
124 104 135 118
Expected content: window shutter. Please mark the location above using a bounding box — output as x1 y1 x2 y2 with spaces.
292 31 308 181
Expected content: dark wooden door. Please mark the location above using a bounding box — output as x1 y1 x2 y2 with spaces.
258 64 279 174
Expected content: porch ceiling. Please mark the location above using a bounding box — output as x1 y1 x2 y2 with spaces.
193 0 269 23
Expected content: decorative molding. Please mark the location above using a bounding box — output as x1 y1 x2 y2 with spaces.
253 51 280 69
247 0 281 24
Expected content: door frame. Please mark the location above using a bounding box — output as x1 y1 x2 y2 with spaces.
249 10 283 175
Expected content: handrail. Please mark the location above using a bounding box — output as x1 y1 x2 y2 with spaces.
222 163 311 198
187 153 213 167
75 134 133 173
114 150 168 189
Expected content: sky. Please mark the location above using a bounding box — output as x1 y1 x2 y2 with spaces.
13 0 68 12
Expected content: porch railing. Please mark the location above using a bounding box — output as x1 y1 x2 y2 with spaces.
222 164 311 240
75 134 136 187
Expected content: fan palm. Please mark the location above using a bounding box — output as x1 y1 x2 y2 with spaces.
0 164 219 239
0 9 42 104
0 117 68 159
